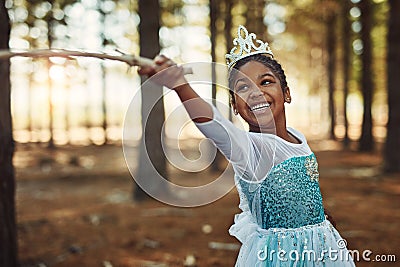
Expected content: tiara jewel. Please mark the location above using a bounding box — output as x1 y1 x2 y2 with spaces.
225 25 273 69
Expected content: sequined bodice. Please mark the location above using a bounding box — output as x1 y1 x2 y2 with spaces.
239 154 325 229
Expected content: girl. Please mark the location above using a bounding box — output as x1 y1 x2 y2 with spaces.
138 25 356 266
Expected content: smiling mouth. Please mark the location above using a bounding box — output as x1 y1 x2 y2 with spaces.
249 102 271 111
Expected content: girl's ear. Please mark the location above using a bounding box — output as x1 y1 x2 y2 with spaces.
284 87 292 103
231 98 238 115
230 91 239 115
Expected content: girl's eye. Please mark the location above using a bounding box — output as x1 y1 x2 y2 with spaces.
236 84 249 93
261 80 271 86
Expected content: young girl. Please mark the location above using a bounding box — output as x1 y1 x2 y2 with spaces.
138 25 356 266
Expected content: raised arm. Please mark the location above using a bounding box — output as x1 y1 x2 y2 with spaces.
138 55 212 123
137 55 273 173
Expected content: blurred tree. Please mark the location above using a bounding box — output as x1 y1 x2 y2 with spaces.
224 0 233 121
26 0 77 146
209 0 224 172
210 0 217 107
384 0 400 173
209 0 227 172
31 0 55 147
358 0 374 151
341 0 351 148
46 0 56 148
326 8 337 140
0 0 17 265
245 0 265 38
21 0 49 143
98 0 111 145
134 0 168 201
301 0 340 140
280 0 338 138
160 0 184 28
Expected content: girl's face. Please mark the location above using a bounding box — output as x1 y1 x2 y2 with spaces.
231 60 291 132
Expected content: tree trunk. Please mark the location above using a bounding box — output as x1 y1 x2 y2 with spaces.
209 0 225 172
224 0 233 121
83 69 92 143
99 2 108 145
47 58 55 148
46 7 55 148
0 1 18 266
134 0 168 201
358 0 374 151
342 0 351 147
384 0 400 173
210 0 217 107
101 64 108 144
327 13 336 140
245 0 264 38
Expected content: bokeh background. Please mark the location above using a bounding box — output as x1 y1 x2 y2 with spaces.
0 0 399 266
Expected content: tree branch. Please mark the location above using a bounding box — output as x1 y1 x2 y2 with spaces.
0 49 193 74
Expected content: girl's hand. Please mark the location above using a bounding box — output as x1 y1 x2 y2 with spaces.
139 55 212 123
137 55 188 90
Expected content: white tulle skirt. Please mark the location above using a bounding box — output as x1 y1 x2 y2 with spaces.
229 211 356 267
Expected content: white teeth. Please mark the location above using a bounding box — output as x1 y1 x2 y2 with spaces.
250 103 270 111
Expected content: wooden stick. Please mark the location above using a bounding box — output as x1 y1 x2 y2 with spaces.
0 49 193 74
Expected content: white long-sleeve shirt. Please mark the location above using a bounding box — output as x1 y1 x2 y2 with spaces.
195 105 313 182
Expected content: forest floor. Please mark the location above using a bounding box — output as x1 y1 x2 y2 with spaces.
15 140 400 267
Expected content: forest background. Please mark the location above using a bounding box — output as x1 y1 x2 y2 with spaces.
0 0 399 266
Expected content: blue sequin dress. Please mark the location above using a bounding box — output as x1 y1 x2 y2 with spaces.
196 106 356 266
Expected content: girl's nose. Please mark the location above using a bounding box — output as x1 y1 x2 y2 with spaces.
249 88 263 99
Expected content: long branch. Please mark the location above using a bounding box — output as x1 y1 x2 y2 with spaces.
0 49 193 74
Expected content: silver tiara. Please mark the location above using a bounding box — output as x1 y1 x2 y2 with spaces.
225 25 273 69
